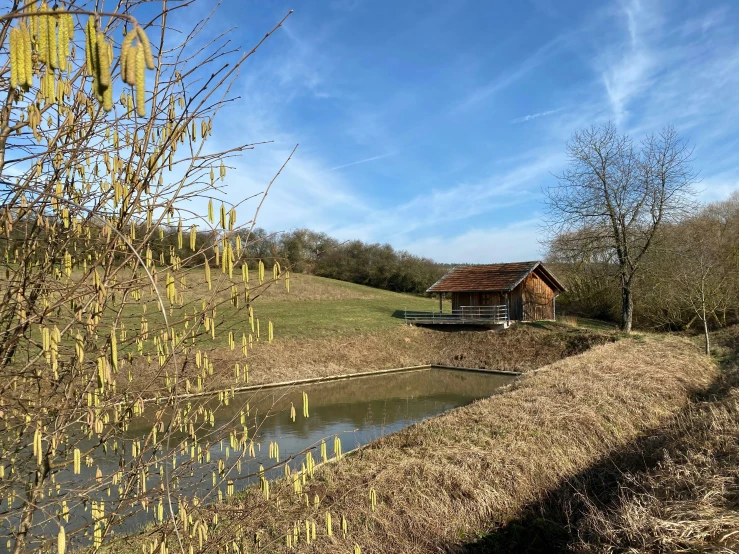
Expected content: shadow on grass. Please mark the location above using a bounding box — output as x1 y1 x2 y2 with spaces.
391 309 408 320
456 343 736 554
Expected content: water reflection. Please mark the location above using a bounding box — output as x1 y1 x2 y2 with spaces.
15 368 514 550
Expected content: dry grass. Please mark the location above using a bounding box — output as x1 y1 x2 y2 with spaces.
464 328 739 553
125 323 612 394
566 330 739 553
225 322 612 382
192 334 715 553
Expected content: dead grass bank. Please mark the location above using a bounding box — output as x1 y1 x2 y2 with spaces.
125 322 611 395
210 323 611 386
199 334 714 553
465 327 739 553
569 329 739 553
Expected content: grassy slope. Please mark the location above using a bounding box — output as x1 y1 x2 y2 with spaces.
247 273 449 339
102 270 443 352
196 334 715 553
125 272 613 393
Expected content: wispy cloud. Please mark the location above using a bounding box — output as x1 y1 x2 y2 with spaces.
600 0 658 124
450 34 567 114
199 0 739 263
511 108 562 124
399 219 544 264
328 153 393 171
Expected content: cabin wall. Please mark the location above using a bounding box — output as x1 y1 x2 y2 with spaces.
511 271 555 321
451 291 504 311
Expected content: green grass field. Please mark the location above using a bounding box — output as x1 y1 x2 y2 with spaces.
115 270 450 346
251 274 449 339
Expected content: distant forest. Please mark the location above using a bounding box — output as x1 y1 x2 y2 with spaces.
235 228 448 295
549 191 739 331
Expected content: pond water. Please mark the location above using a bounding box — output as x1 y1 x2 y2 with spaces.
12 367 515 551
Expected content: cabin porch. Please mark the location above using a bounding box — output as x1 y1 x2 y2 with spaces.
404 304 510 328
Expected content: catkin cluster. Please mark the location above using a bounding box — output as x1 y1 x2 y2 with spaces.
9 22 33 90
9 6 156 114
9 3 75 94
85 17 113 111
119 24 155 116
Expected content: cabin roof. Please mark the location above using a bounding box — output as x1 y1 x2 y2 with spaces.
426 261 566 293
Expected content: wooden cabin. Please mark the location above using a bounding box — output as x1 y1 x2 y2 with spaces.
424 261 565 323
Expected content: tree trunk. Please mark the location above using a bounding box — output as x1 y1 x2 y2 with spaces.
703 318 710 355
620 282 633 333
701 286 710 355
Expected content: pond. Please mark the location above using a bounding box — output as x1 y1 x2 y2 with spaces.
12 367 516 551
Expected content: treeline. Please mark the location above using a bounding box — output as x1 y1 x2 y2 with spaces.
549 191 739 331
238 228 447 294
0 217 445 294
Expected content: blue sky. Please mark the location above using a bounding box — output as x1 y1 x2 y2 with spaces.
197 0 739 263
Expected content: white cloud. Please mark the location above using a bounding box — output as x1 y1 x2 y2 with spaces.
192 0 739 266
600 0 658 124
511 108 562 123
450 34 568 114
328 153 393 171
400 221 544 264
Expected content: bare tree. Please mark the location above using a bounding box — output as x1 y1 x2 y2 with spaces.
648 209 737 353
545 123 697 332
674 233 729 354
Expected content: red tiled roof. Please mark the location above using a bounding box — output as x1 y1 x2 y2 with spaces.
426 261 565 293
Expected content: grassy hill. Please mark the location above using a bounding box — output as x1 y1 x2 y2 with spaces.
114 270 614 393
246 273 450 339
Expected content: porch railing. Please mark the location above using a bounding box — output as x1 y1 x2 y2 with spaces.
404 305 508 324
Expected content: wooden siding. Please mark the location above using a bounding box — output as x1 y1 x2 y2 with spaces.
449 267 556 321
451 291 504 311
516 270 555 321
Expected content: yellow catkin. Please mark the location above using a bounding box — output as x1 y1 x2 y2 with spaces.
9 28 19 89
110 329 118 373
33 427 42 465
120 31 136 85
58 12 73 72
229 207 236 231
84 16 96 76
125 43 137 87
56 9 67 72
58 525 66 554
220 203 226 230
39 2 49 65
22 23 32 89
136 26 155 69
47 8 58 69
334 436 342 460
208 199 214 223
135 43 146 116
97 33 110 89
190 225 197 250
204 255 212 290
103 82 113 112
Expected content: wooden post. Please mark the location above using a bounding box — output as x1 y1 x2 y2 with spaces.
439 293 443 314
